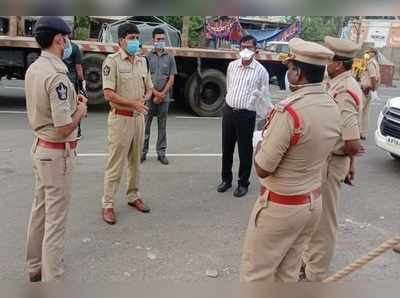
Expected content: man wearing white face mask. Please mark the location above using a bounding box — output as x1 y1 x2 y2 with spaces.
101 23 154 225
25 16 88 282
217 35 270 198
142 27 177 165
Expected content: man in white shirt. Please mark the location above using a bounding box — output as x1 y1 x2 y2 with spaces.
217 35 270 198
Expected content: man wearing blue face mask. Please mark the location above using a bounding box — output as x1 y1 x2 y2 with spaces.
101 23 153 225
142 27 177 165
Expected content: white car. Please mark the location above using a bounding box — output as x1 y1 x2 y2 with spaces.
375 97 400 160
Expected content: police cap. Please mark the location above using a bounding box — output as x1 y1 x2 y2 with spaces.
34 16 71 35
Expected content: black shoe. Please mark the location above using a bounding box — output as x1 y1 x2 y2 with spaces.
158 155 169 165
29 271 42 283
233 185 248 198
141 154 146 163
217 181 232 193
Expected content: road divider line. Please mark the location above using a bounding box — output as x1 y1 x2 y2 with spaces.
78 153 222 157
0 110 27 114
3 85 25 90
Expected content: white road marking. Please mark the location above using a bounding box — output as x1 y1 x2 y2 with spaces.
344 218 388 235
2 85 25 90
78 153 222 157
0 110 27 114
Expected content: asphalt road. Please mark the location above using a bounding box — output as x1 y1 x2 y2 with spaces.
0 81 399 282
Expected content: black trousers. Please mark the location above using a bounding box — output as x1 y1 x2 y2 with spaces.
143 101 169 157
221 105 256 187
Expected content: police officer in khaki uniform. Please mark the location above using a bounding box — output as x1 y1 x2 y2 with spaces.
301 36 364 282
360 47 381 140
240 38 341 282
25 17 88 282
101 23 153 225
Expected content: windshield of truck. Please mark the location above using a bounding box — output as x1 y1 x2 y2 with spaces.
105 22 181 47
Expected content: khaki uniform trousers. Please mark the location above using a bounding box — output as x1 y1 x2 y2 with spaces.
302 155 350 281
240 191 322 282
26 139 75 281
102 112 145 209
361 92 372 138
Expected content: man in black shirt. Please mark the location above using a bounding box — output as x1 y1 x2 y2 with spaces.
63 41 85 138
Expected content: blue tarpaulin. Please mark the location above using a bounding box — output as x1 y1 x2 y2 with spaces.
245 21 301 44
245 28 284 43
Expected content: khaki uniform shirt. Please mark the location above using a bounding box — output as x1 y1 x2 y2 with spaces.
102 48 153 111
255 85 341 195
25 51 77 142
327 71 363 154
360 58 381 89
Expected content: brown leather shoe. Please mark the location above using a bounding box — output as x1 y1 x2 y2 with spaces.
128 198 150 213
393 244 400 254
29 271 41 282
102 208 116 225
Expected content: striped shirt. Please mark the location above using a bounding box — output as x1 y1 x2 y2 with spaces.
225 58 270 110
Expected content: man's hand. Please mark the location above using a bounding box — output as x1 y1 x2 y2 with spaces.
153 90 163 97
131 99 149 114
344 163 355 186
152 90 166 104
344 158 356 186
77 94 88 104
153 96 164 104
355 144 366 156
153 90 166 104
362 86 371 96
76 101 87 118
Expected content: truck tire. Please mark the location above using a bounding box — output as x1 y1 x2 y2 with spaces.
185 69 226 117
82 53 106 105
26 52 39 68
390 153 400 160
277 72 286 90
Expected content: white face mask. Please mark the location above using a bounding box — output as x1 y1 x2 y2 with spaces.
239 48 255 61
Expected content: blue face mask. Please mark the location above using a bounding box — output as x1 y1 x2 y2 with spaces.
63 38 73 60
126 40 140 55
154 41 166 50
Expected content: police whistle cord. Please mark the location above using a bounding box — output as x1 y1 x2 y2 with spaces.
323 235 400 282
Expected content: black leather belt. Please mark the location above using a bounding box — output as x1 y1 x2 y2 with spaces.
226 105 250 113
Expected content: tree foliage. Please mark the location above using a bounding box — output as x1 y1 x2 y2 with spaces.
159 16 204 47
297 17 348 42
74 16 90 40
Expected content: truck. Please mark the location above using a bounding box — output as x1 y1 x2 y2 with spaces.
0 16 288 117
